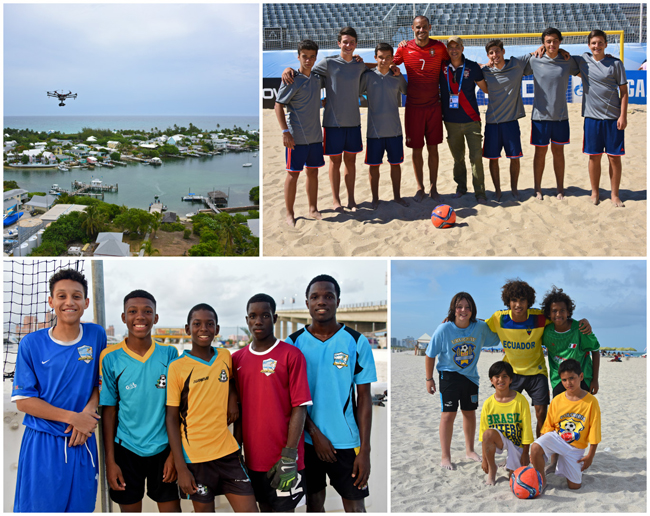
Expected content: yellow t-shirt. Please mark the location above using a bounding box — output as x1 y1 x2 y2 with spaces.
541 392 601 450
486 309 550 376
479 391 534 448
166 348 239 463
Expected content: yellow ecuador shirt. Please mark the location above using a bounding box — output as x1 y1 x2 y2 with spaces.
541 392 601 450
479 392 534 448
486 309 550 377
166 347 239 463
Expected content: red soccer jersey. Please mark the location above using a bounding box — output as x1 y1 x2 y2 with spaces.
394 39 449 107
232 340 312 472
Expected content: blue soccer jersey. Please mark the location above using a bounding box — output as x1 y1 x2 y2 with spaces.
426 321 500 386
11 323 107 436
286 324 377 449
99 340 179 457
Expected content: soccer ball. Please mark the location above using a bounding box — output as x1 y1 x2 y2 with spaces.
510 465 542 499
459 344 469 355
431 205 456 228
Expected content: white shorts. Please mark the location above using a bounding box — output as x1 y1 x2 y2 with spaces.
493 429 524 472
534 431 586 484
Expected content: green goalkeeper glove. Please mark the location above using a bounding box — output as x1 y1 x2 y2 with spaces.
267 447 298 491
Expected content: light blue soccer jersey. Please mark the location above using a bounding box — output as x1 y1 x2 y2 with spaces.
286 324 377 449
99 340 179 456
426 321 499 385
12 323 107 436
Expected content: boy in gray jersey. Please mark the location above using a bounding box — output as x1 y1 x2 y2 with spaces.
283 27 366 213
482 40 532 201
275 40 325 227
530 28 580 201
360 43 409 209
573 30 628 207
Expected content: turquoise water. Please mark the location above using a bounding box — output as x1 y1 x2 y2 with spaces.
4 151 259 214
4 115 258 134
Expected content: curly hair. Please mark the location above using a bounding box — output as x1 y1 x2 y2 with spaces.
540 286 575 319
49 269 88 298
501 278 535 307
446 292 477 324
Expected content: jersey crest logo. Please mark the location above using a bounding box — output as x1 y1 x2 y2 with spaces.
219 369 228 382
451 343 476 368
155 374 167 389
261 358 278 376
333 352 349 369
430 49 435 56
558 417 584 444
77 345 93 363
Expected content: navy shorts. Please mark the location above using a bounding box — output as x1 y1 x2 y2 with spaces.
531 120 570 146
323 126 363 156
439 370 479 412
304 444 369 500
483 121 523 159
365 136 404 165
510 373 550 406
248 468 306 511
285 143 325 172
186 451 254 503
582 117 625 156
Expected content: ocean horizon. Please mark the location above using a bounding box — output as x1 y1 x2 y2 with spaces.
3 115 258 134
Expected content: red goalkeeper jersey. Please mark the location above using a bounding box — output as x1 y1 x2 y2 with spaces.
394 39 449 107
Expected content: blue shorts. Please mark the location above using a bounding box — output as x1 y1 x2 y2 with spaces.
531 120 570 146
483 121 523 159
323 126 363 156
365 136 404 165
14 428 99 512
285 143 325 172
582 117 625 156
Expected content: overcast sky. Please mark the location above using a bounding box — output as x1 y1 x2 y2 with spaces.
392 260 647 351
4 4 259 116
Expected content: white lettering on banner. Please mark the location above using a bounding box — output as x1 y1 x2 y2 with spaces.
628 79 646 98
262 88 279 100
521 80 534 98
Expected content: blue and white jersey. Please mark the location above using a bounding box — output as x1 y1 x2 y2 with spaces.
286 324 377 449
426 321 499 386
99 340 179 457
12 323 107 436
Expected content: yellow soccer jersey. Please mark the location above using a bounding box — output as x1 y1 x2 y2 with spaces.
479 391 534 448
541 392 601 450
166 348 239 463
486 308 550 376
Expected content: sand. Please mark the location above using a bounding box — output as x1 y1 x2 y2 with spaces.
390 352 647 512
262 104 646 256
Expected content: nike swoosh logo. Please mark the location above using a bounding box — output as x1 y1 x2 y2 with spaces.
408 51 415 53
42 360 51 364
281 465 293 472
237 367 242 370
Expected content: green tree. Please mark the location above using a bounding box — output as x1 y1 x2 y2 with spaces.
140 240 160 256
113 208 153 235
79 204 105 238
4 180 20 191
150 211 163 239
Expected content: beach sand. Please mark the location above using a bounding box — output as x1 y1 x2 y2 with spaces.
390 352 647 512
262 104 646 256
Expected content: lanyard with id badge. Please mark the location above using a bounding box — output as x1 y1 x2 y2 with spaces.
446 62 465 109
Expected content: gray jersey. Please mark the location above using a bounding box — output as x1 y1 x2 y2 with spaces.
313 56 366 128
529 54 580 121
482 55 532 124
359 68 408 139
276 71 324 145
574 53 627 120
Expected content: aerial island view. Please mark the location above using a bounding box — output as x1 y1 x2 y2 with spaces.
3 4 260 257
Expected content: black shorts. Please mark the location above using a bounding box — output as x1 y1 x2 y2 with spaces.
248 468 306 511
552 380 590 398
109 443 179 505
186 451 254 503
439 370 479 412
304 443 369 501
511 373 550 406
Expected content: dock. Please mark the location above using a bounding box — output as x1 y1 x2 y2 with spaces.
71 180 118 192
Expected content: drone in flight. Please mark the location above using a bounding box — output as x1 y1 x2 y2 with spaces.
47 90 77 107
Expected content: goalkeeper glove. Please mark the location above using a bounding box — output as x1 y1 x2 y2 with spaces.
267 447 298 491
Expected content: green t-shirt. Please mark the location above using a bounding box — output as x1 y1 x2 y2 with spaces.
543 319 600 389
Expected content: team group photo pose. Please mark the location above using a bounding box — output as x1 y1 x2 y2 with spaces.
262 3 646 257
390 260 647 512
4 260 388 513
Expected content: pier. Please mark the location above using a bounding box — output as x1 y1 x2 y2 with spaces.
71 180 118 193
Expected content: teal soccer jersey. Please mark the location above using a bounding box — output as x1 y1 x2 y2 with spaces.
286 325 377 449
99 340 179 456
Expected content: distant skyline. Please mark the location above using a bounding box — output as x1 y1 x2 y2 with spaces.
392 260 647 351
4 4 258 116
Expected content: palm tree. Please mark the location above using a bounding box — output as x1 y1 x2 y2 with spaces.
140 240 160 256
80 204 104 238
150 211 163 239
217 214 243 255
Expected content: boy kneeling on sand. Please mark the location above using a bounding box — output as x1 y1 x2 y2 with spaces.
480 361 533 485
530 359 601 491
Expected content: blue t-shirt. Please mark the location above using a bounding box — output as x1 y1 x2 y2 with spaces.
12 323 107 436
439 57 484 124
425 320 499 385
286 324 377 449
99 340 179 457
